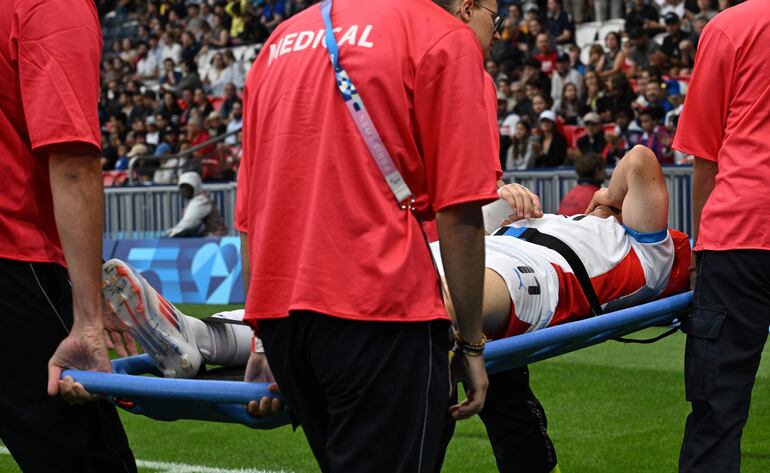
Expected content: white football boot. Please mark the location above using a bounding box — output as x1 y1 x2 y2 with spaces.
102 259 203 378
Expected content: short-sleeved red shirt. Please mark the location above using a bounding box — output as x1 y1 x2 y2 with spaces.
236 0 499 324
0 0 102 266
673 0 770 251
558 183 599 216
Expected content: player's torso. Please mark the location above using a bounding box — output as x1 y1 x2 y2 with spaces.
492 214 674 331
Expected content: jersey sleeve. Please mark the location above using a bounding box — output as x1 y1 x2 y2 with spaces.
414 29 499 212
15 0 103 152
672 24 735 162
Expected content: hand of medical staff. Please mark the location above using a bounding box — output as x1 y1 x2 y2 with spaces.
498 183 543 220
244 351 283 417
101 297 139 358
449 353 488 420
47 324 111 404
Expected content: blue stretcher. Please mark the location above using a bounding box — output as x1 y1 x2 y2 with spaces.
62 291 692 429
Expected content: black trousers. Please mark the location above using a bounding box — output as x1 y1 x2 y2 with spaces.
0 259 136 473
680 250 770 473
435 366 558 473
260 312 451 473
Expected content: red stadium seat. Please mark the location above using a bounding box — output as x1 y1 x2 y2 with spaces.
103 171 129 187
561 125 578 148
572 127 587 148
210 96 224 112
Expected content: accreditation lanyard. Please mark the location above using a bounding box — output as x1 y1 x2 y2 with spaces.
319 0 415 209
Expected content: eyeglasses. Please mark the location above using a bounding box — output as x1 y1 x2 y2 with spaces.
474 1 504 36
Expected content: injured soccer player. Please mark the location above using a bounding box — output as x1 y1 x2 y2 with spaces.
101 145 690 408
437 144 691 340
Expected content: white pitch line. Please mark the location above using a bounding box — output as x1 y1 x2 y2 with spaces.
0 447 292 473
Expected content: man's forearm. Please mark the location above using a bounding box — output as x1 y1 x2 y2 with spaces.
49 144 105 329
436 203 486 344
691 156 718 248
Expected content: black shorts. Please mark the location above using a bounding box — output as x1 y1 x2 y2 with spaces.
0 258 136 473
260 312 451 473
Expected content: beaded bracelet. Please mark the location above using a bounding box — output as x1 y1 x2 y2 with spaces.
453 335 487 357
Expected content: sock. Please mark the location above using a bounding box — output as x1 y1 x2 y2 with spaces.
197 309 252 367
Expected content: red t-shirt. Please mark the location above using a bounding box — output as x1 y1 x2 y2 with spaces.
533 51 558 75
673 0 770 251
422 72 503 243
0 0 102 266
557 183 599 216
236 0 499 325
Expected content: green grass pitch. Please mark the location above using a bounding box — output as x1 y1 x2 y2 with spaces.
2 304 768 472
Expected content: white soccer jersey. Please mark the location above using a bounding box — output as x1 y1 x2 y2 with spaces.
430 212 676 336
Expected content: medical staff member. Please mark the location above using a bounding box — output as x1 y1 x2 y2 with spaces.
0 1 137 472
673 1 770 471
236 0 499 471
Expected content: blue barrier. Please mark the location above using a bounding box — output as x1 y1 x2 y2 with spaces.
107 237 245 304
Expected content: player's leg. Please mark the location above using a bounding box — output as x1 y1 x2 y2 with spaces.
102 260 254 375
443 268 512 339
479 366 559 473
102 259 203 377
197 310 253 367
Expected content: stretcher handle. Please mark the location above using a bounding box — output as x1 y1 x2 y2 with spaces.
61 369 282 405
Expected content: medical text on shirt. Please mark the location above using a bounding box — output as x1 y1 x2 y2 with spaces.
269 25 374 66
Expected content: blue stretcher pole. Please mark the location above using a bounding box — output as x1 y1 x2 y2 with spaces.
61 291 692 429
484 291 692 374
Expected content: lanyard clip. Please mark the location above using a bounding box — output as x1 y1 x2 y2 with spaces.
399 196 416 212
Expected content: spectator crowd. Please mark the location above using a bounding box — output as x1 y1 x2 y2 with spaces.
97 0 311 185
492 0 732 171
96 0 733 187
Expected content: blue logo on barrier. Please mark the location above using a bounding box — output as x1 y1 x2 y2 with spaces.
107 237 245 305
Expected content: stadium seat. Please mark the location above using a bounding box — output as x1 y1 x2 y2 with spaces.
210 96 224 111
103 171 129 187
603 123 617 135
561 125 578 148
572 126 587 148
597 22 623 43
576 21 601 49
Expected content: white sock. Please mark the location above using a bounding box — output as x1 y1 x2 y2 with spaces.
185 309 252 367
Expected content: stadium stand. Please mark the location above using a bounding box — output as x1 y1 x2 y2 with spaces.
96 0 731 186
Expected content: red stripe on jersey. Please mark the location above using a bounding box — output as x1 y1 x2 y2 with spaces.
550 264 592 327
591 247 647 304
549 248 646 328
502 299 533 338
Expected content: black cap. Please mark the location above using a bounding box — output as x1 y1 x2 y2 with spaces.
557 53 570 63
664 12 680 24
